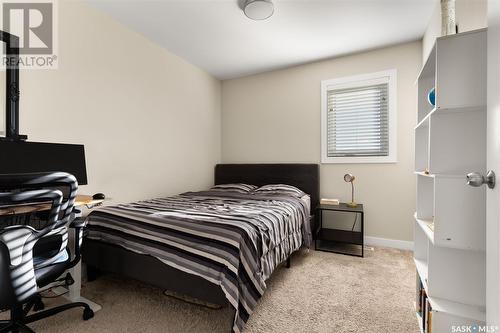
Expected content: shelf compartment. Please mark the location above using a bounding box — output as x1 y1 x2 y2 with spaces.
431 311 484 333
415 105 484 131
416 173 434 221
414 213 434 244
414 298 485 333
428 109 486 175
435 29 486 110
427 243 485 308
433 175 485 251
429 296 485 323
416 29 486 130
416 173 485 251
414 257 428 293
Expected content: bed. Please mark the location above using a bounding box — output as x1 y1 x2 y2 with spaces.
82 163 319 332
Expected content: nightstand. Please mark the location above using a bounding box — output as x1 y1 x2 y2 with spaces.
315 203 364 257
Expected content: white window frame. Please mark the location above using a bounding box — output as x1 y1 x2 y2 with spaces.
321 69 397 164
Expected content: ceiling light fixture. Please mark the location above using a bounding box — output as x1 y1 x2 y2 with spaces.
243 0 274 21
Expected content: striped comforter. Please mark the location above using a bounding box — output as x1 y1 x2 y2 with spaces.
86 190 311 333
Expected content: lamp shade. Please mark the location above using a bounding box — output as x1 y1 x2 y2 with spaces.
344 174 355 182
244 0 274 20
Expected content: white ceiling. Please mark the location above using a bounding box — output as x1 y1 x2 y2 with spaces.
89 0 437 80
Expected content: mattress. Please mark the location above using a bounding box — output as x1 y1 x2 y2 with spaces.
85 190 311 333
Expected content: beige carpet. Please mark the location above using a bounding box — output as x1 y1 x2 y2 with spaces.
23 247 419 333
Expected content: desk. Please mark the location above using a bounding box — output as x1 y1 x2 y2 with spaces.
0 195 104 312
0 195 103 216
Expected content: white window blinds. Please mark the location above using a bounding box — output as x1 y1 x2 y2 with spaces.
326 83 389 157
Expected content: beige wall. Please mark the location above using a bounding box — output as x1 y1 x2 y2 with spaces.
423 0 487 62
19 1 221 203
221 41 421 242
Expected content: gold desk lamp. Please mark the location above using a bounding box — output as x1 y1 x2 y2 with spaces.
344 174 357 208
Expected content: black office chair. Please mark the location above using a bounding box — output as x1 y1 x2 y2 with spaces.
0 172 94 333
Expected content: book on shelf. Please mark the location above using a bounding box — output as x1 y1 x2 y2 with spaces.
416 272 430 332
425 298 432 333
421 290 427 331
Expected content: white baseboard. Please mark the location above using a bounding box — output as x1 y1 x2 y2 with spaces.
364 236 414 251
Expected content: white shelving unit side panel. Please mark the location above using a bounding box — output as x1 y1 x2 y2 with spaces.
416 174 434 221
418 76 436 123
434 177 486 251
429 111 486 175
427 244 486 307
435 29 487 110
417 45 436 123
415 124 430 173
414 222 429 263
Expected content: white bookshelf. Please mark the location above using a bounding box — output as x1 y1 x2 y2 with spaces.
413 29 486 333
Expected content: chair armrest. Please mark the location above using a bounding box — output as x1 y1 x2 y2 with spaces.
0 225 39 302
0 225 37 266
67 216 87 269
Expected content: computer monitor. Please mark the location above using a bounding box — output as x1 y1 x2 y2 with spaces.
0 141 88 185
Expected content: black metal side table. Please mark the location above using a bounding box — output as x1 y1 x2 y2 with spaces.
315 203 364 257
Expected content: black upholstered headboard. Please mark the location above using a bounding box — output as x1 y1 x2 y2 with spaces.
214 164 319 214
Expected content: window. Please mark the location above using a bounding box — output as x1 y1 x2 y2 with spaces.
321 70 397 164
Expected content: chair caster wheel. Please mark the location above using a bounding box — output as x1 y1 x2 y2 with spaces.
33 299 45 311
83 308 94 321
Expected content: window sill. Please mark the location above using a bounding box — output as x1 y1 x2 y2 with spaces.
321 156 398 164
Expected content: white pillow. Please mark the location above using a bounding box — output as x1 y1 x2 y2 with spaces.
210 183 257 194
254 184 306 197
